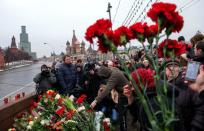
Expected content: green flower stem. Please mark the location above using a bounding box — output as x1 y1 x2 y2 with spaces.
115 51 157 129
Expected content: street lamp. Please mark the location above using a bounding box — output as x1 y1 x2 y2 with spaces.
43 43 56 62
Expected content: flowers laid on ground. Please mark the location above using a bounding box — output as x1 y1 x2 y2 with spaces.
10 90 112 131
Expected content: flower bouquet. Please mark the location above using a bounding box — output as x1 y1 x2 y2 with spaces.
85 2 185 131
10 90 112 131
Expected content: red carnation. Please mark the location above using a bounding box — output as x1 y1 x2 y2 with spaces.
29 106 34 113
147 2 183 34
147 2 176 22
51 116 57 122
97 39 109 53
46 90 55 96
30 100 38 108
103 121 110 131
86 109 93 113
129 22 147 42
38 95 42 102
57 98 63 105
145 24 158 38
158 39 186 58
85 18 112 44
66 112 72 119
76 94 87 105
144 24 159 44
55 106 65 116
113 26 132 46
131 68 155 90
85 19 116 53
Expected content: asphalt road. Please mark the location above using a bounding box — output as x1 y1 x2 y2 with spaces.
0 61 51 100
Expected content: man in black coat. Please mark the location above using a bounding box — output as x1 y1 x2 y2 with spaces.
57 55 76 95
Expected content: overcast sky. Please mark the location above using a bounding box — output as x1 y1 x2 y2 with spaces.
0 0 203 58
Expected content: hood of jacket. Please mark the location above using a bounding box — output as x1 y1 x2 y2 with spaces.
97 66 112 79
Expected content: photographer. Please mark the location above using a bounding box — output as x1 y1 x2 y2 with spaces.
33 64 57 94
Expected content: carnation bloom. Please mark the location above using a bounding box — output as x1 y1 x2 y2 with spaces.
55 106 65 116
85 19 112 44
30 100 38 108
113 26 132 46
57 98 63 105
69 95 75 101
76 94 87 105
8 128 16 131
147 2 184 34
85 19 115 53
46 90 55 96
131 68 155 90
145 24 158 38
158 39 186 58
144 24 159 44
65 110 75 120
129 22 147 42
97 39 109 53
77 106 86 112
55 94 61 99
103 118 111 131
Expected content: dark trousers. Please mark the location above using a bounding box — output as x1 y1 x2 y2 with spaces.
117 95 128 131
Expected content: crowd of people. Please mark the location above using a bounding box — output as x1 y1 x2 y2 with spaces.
33 33 204 131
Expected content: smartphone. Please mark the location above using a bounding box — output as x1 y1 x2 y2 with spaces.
185 61 200 81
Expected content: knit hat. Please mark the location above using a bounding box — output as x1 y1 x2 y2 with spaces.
165 60 180 67
41 64 48 71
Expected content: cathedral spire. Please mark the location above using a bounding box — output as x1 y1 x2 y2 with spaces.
11 36 17 48
72 30 77 46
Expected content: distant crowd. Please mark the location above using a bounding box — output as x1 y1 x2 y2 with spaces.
33 33 204 131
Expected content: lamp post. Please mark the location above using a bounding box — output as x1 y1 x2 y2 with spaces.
107 2 116 60
107 2 112 28
43 43 55 62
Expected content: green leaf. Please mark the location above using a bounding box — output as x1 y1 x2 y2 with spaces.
120 35 127 45
63 99 76 110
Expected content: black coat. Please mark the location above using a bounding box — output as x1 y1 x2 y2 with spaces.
82 70 101 103
176 89 204 131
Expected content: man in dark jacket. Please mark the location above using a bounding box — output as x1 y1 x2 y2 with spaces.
176 64 204 131
57 55 76 95
90 66 130 131
90 66 129 107
33 64 56 94
82 63 101 103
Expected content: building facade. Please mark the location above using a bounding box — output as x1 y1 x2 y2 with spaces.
19 26 31 53
18 26 37 60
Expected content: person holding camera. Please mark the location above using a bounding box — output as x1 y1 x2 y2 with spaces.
33 64 57 94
